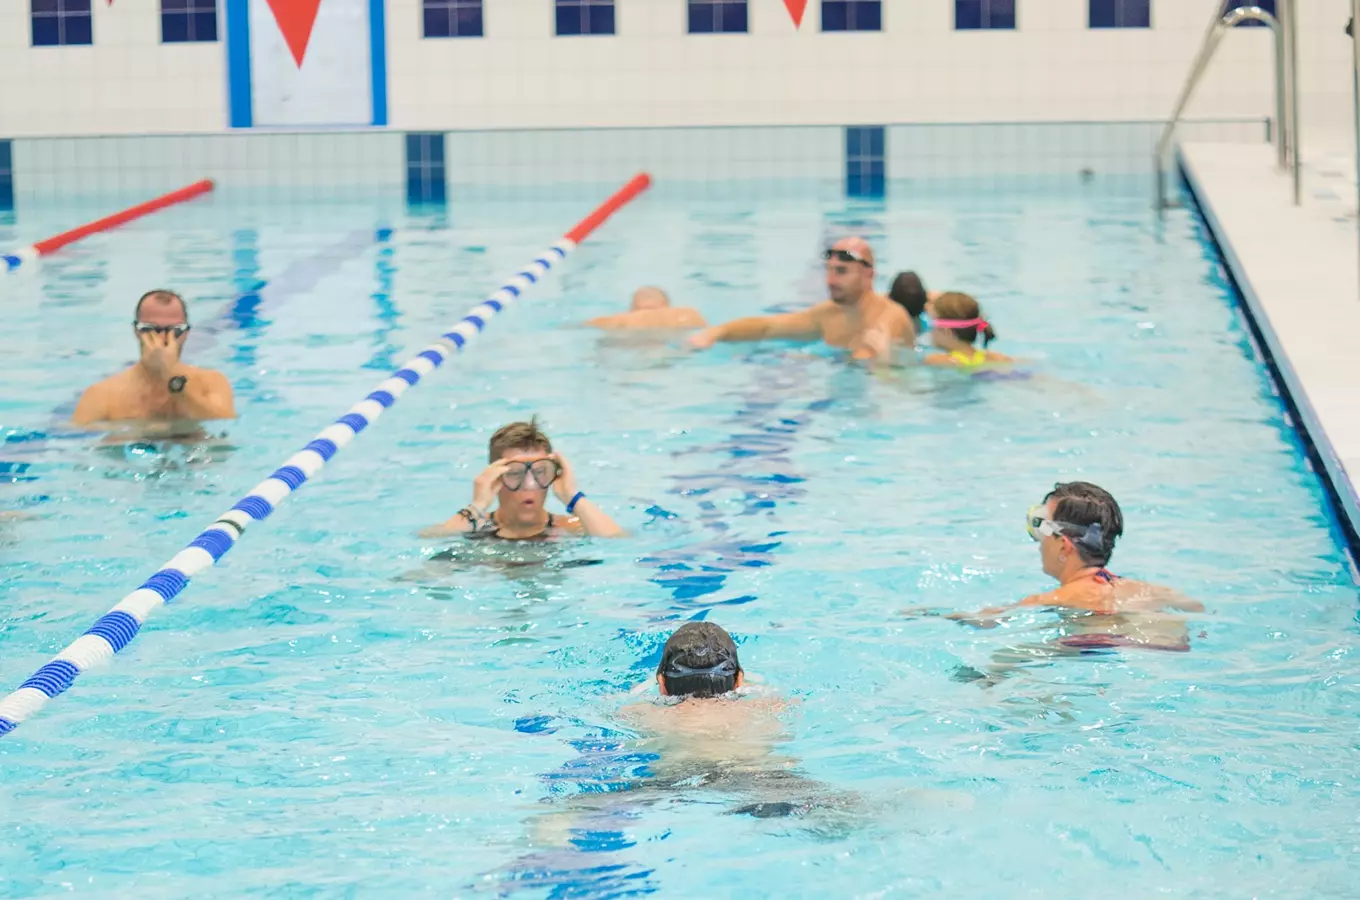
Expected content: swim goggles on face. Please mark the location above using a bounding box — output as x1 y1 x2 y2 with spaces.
663 658 738 678
931 317 989 331
823 248 872 266
133 321 191 338
501 458 561 491
1027 504 1103 552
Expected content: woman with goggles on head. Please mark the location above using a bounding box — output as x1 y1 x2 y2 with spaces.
420 418 623 541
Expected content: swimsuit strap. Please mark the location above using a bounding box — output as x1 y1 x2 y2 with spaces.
1092 568 1119 584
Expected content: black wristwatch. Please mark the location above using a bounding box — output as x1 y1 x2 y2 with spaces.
168 375 187 394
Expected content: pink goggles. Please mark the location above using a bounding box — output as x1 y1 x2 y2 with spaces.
931 317 989 330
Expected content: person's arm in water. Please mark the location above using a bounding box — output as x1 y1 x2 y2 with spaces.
688 308 822 349
418 460 509 538
851 305 911 364
551 453 625 538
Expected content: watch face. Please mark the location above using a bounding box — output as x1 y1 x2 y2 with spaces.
169 376 187 393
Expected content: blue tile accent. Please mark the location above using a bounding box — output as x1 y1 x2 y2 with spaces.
405 132 447 205
162 0 218 43
423 0 483 37
0 139 11 212
556 0 615 36
85 611 141 653
956 0 1015 30
32 0 93 46
689 0 747 34
1089 0 1150 29
226 0 253 127
822 0 881 32
370 0 388 124
845 126 886 198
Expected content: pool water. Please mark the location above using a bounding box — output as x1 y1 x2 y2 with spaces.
2 179 1358 898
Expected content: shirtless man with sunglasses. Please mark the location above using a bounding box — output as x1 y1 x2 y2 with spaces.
72 289 236 429
687 236 913 362
420 419 624 541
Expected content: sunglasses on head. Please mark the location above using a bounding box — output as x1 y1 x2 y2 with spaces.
823 248 872 266
134 321 190 338
501 458 561 491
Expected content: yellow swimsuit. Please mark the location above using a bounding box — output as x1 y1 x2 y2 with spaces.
948 348 988 368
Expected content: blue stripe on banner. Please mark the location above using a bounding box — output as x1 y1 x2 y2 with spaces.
140 569 189 602
188 529 234 560
367 390 395 408
20 660 80 698
270 465 307 490
304 439 338 461
225 0 253 128
417 350 443 367
232 496 274 520
85 610 141 653
443 332 466 348
337 413 369 433
485 299 503 312
0 717 15 736
369 0 388 127
393 369 419 386
465 315 484 331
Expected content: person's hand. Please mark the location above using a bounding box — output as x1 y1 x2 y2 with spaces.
687 328 719 351
471 460 510 512
550 453 579 506
140 329 182 380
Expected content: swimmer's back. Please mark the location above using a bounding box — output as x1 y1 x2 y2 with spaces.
587 308 707 330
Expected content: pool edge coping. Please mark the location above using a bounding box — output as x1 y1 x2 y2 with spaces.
1177 145 1360 577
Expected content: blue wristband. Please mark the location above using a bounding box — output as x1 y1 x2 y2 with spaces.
566 492 586 514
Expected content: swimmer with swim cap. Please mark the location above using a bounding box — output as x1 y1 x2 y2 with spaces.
687 237 913 362
73 289 236 431
921 292 1013 368
585 287 707 331
419 417 624 541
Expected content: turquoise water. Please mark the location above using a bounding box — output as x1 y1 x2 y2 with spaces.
1 180 1358 898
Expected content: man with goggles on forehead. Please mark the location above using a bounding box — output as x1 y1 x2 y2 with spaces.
687 236 913 363
939 481 1201 631
420 418 623 541
73 289 236 429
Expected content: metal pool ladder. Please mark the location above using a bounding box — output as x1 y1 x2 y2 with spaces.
1155 1 1300 211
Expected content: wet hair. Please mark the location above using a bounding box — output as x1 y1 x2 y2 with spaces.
488 417 552 462
1044 481 1124 566
657 622 741 698
134 289 188 322
888 271 928 323
931 291 996 347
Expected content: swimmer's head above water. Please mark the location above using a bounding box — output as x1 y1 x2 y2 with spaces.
823 237 876 307
889 271 928 328
487 418 560 518
657 622 744 699
630 286 671 311
1029 481 1124 576
928 291 997 350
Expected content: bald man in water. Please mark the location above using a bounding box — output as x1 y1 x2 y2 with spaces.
687 237 913 362
72 289 236 429
585 287 706 331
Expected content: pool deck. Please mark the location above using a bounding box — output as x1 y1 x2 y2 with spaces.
1180 142 1360 559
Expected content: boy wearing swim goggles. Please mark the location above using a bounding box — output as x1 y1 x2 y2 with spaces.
420 418 623 541
72 289 237 429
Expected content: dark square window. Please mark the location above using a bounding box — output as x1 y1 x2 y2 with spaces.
956 0 1016 30
161 0 217 43
1089 0 1150 29
32 0 93 46
822 0 881 32
423 0 483 38
557 0 614 36
689 0 748 34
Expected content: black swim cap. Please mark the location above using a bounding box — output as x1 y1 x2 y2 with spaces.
658 622 740 698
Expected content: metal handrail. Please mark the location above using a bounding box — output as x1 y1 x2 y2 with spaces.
1155 2 1299 210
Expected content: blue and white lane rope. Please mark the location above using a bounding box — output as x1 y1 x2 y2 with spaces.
0 170 652 739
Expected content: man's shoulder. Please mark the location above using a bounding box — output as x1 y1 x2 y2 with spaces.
180 364 231 383
85 366 136 393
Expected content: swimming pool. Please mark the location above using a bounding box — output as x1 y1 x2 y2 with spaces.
2 177 1358 897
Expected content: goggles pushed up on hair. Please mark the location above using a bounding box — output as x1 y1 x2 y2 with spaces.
931 317 989 332
823 248 871 267
501 458 561 491
134 322 190 338
1026 504 1104 552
